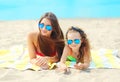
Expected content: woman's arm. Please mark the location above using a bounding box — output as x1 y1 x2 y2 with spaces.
27 32 55 67
27 32 45 66
27 32 37 60
44 55 58 63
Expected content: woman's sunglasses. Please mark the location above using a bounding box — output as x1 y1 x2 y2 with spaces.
67 39 81 45
38 23 52 31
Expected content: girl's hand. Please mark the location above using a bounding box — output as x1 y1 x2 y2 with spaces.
74 63 84 70
60 63 67 70
57 63 68 73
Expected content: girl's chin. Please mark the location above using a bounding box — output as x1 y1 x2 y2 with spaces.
70 46 77 48
41 33 48 36
41 34 50 37
71 47 79 50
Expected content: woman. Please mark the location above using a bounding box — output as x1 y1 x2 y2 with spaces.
27 12 65 69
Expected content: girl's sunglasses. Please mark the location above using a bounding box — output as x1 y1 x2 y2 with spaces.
38 23 52 31
67 39 81 45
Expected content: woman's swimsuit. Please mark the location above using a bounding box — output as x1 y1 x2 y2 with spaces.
36 51 56 57
36 51 57 69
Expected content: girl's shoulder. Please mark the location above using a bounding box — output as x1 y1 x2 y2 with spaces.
64 45 70 50
64 46 76 62
64 45 72 54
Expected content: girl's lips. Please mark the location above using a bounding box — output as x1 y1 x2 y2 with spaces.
71 44 77 47
41 30 47 33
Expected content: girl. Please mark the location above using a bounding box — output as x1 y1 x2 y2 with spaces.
59 26 91 71
27 12 65 69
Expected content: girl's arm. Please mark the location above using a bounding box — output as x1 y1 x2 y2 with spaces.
60 45 70 63
75 50 91 70
57 45 70 71
82 52 91 69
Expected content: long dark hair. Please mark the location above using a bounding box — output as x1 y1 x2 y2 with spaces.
66 26 90 63
38 12 65 61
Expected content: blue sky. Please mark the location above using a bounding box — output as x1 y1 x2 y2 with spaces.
0 0 120 20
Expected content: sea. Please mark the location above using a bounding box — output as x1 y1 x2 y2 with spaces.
0 0 120 20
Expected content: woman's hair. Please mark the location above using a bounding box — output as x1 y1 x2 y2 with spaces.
66 26 90 63
37 12 65 61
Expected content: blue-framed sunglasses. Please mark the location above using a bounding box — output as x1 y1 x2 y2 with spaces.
67 39 81 45
38 23 52 31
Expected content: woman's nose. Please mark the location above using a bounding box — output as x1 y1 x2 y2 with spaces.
42 26 46 30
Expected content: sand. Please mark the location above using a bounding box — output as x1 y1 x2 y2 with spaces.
0 18 120 82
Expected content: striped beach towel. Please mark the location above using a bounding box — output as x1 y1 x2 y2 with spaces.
89 49 120 68
65 49 120 69
0 45 41 71
0 45 120 71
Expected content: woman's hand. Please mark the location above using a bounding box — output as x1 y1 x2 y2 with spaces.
30 57 49 69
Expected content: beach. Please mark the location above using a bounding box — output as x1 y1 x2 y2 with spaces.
0 19 120 82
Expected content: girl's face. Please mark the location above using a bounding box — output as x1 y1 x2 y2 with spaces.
39 18 52 37
67 31 82 51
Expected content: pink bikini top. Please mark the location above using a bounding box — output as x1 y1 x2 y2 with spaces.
36 51 56 57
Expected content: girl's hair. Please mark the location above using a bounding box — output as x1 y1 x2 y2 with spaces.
66 26 91 63
37 12 65 61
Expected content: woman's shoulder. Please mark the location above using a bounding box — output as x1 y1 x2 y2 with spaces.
27 31 38 38
28 31 38 36
27 31 39 42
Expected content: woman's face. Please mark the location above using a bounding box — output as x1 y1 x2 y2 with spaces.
67 31 82 51
39 18 52 37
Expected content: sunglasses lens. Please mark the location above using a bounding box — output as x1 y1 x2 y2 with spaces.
67 40 73 45
74 39 80 44
46 25 52 31
39 23 44 28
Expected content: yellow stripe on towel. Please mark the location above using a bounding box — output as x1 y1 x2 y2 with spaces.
104 49 120 68
0 49 10 56
91 50 104 68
